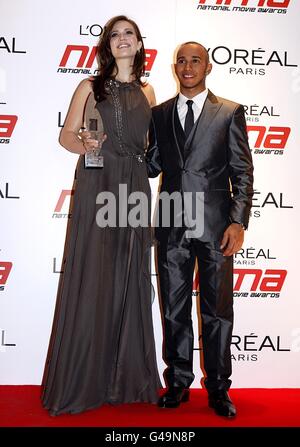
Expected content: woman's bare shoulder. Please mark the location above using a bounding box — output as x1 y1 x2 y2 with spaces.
141 82 156 107
142 82 154 93
75 77 94 94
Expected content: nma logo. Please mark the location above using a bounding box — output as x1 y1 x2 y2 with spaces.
198 0 290 7
0 262 13 291
58 46 157 76
0 115 18 144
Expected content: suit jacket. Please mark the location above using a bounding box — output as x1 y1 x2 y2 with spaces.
146 89 254 242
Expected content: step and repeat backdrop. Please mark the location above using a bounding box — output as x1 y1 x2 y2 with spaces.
1 0 300 386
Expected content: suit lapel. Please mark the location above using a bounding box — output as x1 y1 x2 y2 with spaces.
173 103 186 156
167 95 184 166
184 90 222 156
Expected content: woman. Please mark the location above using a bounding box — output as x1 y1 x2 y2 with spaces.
41 15 161 416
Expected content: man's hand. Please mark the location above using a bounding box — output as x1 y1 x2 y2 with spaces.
220 223 244 257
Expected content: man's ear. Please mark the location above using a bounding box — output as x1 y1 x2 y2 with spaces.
205 63 213 75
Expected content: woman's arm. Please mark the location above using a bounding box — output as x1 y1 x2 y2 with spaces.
59 78 94 154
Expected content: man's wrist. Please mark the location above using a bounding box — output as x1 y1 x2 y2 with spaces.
231 221 246 230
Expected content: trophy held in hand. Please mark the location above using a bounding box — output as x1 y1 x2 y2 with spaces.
83 92 104 169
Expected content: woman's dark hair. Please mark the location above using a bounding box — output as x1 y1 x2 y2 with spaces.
93 15 145 102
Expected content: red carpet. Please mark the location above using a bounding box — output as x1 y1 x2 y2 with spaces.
0 387 299 427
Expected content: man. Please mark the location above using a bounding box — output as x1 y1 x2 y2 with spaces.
146 42 254 417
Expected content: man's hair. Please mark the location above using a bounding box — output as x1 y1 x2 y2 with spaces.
177 41 209 63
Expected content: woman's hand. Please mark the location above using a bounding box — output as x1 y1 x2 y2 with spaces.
80 131 107 153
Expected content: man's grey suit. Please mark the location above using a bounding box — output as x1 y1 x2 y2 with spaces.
146 90 254 392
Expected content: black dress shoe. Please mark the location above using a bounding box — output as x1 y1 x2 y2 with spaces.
208 390 236 418
157 387 190 408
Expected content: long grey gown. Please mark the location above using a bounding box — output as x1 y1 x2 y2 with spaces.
41 79 161 416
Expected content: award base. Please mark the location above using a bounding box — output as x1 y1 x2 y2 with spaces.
83 129 104 169
84 152 104 168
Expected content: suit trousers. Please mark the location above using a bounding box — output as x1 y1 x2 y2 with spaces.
157 229 233 392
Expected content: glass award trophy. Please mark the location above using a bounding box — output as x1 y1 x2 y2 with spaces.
83 92 104 169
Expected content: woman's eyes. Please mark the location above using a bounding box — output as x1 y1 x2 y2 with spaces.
111 30 134 38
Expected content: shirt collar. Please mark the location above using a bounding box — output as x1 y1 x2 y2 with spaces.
178 88 208 108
